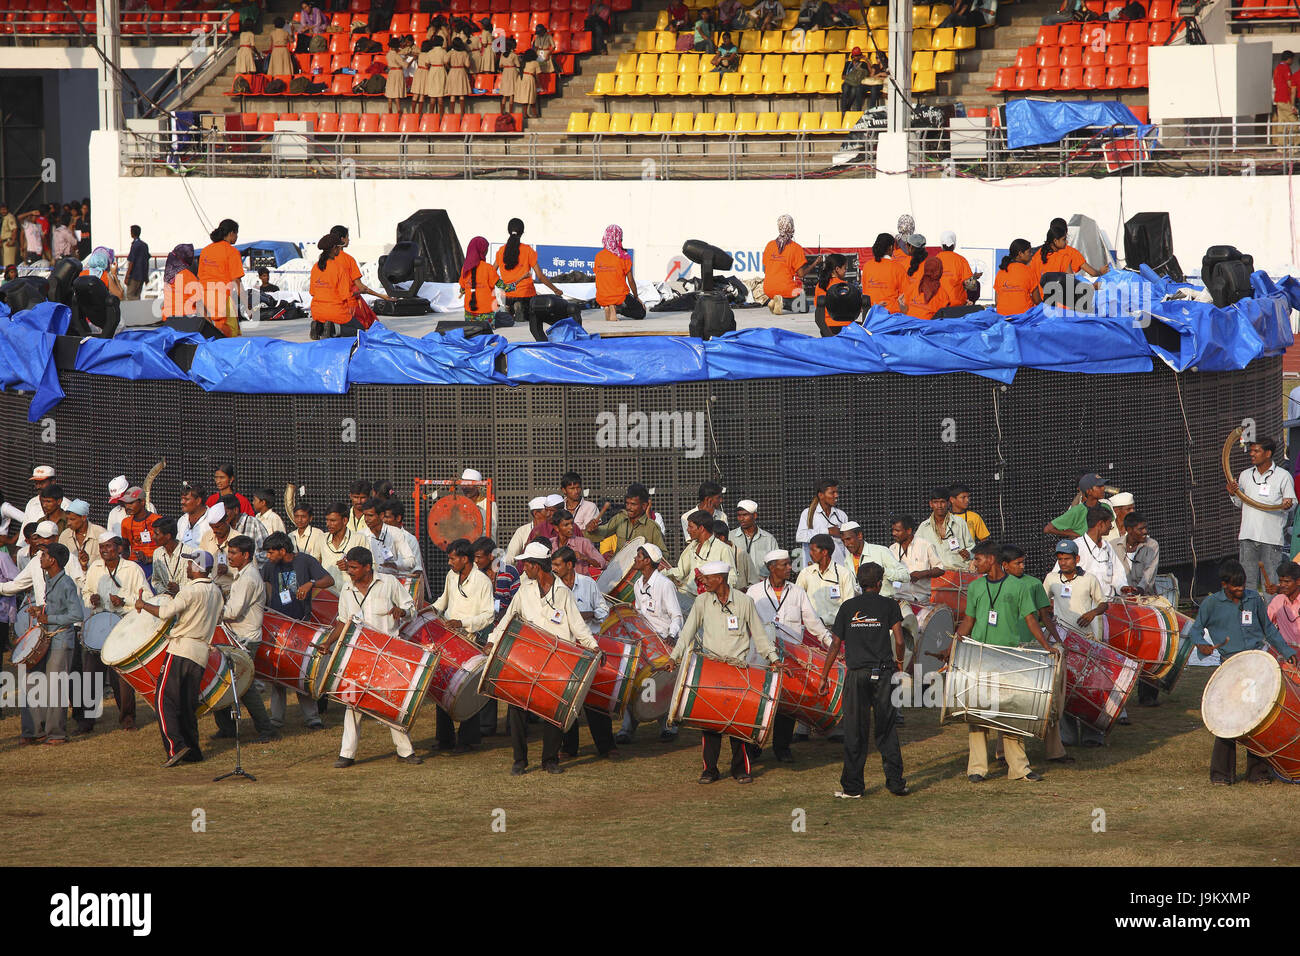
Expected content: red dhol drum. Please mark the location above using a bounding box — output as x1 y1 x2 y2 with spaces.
597 537 695 617
100 611 176 697
478 618 600 731
585 631 643 718
310 589 340 626
394 572 428 610
668 648 782 746
315 624 438 733
602 605 675 722
1058 624 1141 734
196 635 254 717
213 610 331 698
402 610 491 722
776 642 843 734
1102 595 1186 689
1203 649 1300 781
931 569 979 616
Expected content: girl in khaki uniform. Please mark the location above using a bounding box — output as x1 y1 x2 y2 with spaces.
497 38 519 114
445 37 472 114
425 37 449 114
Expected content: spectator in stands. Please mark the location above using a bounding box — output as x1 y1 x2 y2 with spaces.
495 218 567 340
498 37 519 114
937 230 980 306
161 244 201 321
903 254 950 321
865 50 888 108
1274 53 1298 148
267 17 293 77
585 0 613 55
309 234 353 339
257 267 279 294
693 9 716 53
0 203 16 268
762 214 810 315
124 225 149 301
841 47 870 112
446 37 473 114
52 217 77 261
235 27 258 74
472 18 496 73
753 0 784 30
515 48 542 118
385 37 412 113
534 23 556 74
712 33 740 72
667 0 691 32
198 219 244 336
595 224 638 323
994 238 1040 317
715 0 745 30
1043 0 1085 25
296 0 326 46
796 0 832 30
459 236 499 327
412 38 432 108
828 0 858 26
83 247 127 300
369 0 396 33
18 211 45 264
426 36 449 115
939 0 973 28
427 15 449 44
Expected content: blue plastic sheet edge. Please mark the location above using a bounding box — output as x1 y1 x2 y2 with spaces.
1005 98 1157 150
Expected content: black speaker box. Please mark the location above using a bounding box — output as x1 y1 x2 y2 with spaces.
1206 259 1252 308
688 290 735 340
394 209 464 283
372 296 431 317
52 335 83 370
435 320 496 337
162 315 226 339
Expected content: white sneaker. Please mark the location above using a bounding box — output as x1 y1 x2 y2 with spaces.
833 790 862 799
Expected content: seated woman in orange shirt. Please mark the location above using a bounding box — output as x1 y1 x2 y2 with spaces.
1031 218 1109 287
80 246 127 299
594 224 638 322
459 235 500 325
160 243 203 320
814 253 850 335
904 256 950 320
197 218 244 337
994 239 1042 317
859 232 904 313
495 217 566 341
309 234 354 335
761 213 810 315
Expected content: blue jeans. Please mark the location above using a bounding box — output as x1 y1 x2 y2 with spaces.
1239 539 1284 592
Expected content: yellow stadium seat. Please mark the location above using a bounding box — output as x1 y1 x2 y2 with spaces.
616 52 637 73
912 69 936 93
803 29 825 52
845 28 869 49
678 53 700 73
713 111 737 133
952 26 975 48
933 50 956 73
782 54 804 74
802 53 824 74
567 112 589 134
760 30 783 52
654 10 669 30
912 51 933 72
587 112 611 133
781 74 804 94
913 28 932 50
825 53 845 75
671 111 695 133
739 30 759 52
756 112 779 133
636 53 657 73
826 72 843 93
693 112 716 132
822 30 846 52
798 111 821 131
630 112 653 133
781 30 798 52
776 111 799 132
613 73 637 95
872 29 889 51
929 4 952 27
635 74 656 94
609 113 633 133
658 52 679 74
590 72 617 95
760 53 782 74
804 72 829 94
843 110 863 126
655 73 678 95
655 31 676 52
912 5 930 28
722 72 745 94
651 113 673 133
761 73 783 94
930 27 954 50
781 10 798 28
866 6 887 29
634 31 654 52
698 71 722 94
736 112 758 133
678 71 700 94
819 110 843 130
740 54 760 73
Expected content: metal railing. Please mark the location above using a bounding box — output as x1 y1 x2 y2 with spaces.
135 15 237 117
120 126 882 179
1226 0 1300 21
0 10 228 42
908 118 1300 178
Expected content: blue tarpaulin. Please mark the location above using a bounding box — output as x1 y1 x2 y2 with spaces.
506 319 710 384
235 240 303 267
1005 99 1156 150
348 325 510 385
1008 307 1153 374
74 327 202 382
188 336 354 392
0 302 69 420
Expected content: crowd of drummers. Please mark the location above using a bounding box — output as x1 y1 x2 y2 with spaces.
3 444 1300 793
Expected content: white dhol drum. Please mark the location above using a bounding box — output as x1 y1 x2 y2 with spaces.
11 625 49 667
15 604 33 639
941 639 1064 739
1202 649 1300 781
82 611 120 653
904 602 956 678
597 536 695 619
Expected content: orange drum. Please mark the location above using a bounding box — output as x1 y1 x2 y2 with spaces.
223 610 332 697
1102 595 1186 689
776 642 843 733
426 491 486 552
601 606 675 722
585 631 643 717
667 648 782 746
310 589 340 625
931 569 979 616
100 611 177 697
402 610 490 721
1202 650 1300 781
478 618 600 730
315 624 437 733
1058 624 1141 734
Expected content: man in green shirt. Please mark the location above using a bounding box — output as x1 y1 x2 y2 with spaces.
594 482 665 554
1002 544 1072 766
952 540 1060 782
1043 472 1114 539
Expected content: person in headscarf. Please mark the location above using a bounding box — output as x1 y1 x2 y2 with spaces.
762 213 809 315
594 224 638 322
82 246 126 299
495 218 567 341
160 244 202 321
459 236 499 325
903 255 950 321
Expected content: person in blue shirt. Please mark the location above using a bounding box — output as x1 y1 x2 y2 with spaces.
125 225 149 301
1192 558 1298 785
32 543 85 744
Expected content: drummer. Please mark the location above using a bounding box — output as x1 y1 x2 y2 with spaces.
150 519 191 597
262 531 333 732
118 486 161 578
1043 473 1114 539
729 500 778 580
380 500 424 579
916 487 975 570
486 541 604 776
0 520 85 605
553 545 619 761
550 510 606 573
1042 540 1108 640
593 483 666 553
951 539 1061 783
1002 544 1071 765
796 534 856 630
668 561 781 785
889 515 944 602
505 496 553 562
322 504 361 587
59 500 104 572
823 562 910 798
1069 506 1127 599
840 522 909 598
358 499 418 577
327 546 423 768
213 534 276 743
82 531 148 732
1191 558 1298 784
616 542 683 745
750 548 830 763
28 544 84 746
430 538 495 755
133 550 223 767
666 510 737 595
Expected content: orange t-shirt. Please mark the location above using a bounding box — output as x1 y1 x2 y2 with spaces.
339 249 362 291
120 512 161 561
761 240 806 299
815 276 853 327
593 249 632 307
161 269 203 319
495 243 539 298
860 258 902 312
1031 244 1086 285
904 284 951 321
459 261 500 316
937 250 973 306
198 240 244 321
310 257 354 324
995 262 1037 316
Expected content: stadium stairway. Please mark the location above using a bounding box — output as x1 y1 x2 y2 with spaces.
187 0 308 113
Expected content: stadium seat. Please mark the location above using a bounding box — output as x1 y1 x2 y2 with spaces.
508 11 528 31
783 54 804 74
655 73 678 94
775 111 799 133
411 13 430 33
929 4 952 27
698 71 721 94
591 72 617 95
1125 22 1147 44
1129 105 1149 123
912 51 934 72
781 73 804 94
1103 67 1126 89
988 66 1015 92
671 111 694 132
654 9 668 29
330 54 350 72
933 51 955 72
912 69 936 92
316 113 340 133
678 53 700 73
636 53 657 72
1058 23 1081 45
1105 22 1126 44
609 112 633 133
803 53 823 74
357 114 380 134
721 72 744 94
843 110 863 126
1128 45 1148 66
1037 46 1060 68
630 112 652 133
872 30 889 51
805 72 830 93
825 73 843 93
1035 25 1058 46
678 72 699 94
280 112 300 123
650 112 673 133
308 53 330 75
634 30 654 51
587 111 611 132
1105 44 1127 67
846 28 869 49
738 31 759 52
634 74 656 94
299 112 319 129
714 112 737 133
568 111 589 133
1013 68 1034 91
1082 65 1106 88
615 52 636 72
761 72 783 94
329 33 349 54
1057 66 1083 89
378 113 401 133
1082 47 1105 68
931 27 954 49
735 112 758 133
760 53 781 74
1080 23 1106 48
952 26 975 49
912 4 930 28
613 73 637 94
398 113 421 134
1015 45 1036 69
1035 67 1060 91
1059 45 1082 68
739 53 760 72
781 9 798 28
338 113 361 133
760 30 782 52
693 112 716 132
390 13 410 32
1149 21 1173 43
803 29 827 52
1128 64 1148 87
658 52 679 73
913 28 932 50
655 31 676 52
796 110 819 131
866 6 887 28
351 54 373 73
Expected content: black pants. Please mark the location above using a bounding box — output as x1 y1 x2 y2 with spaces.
80 646 137 728
508 704 563 765
840 82 866 114
212 686 274 737
562 706 616 756
772 712 796 756
1136 680 1160 705
841 665 904 795
157 655 204 761
702 730 758 777
1211 736 1270 783
479 698 498 734
436 705 483 748
585 15 609 53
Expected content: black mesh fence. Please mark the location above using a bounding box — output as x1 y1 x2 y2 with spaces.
0 358 1282 582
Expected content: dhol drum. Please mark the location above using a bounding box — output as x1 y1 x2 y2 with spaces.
196 641 255 718
213 610 331 698
775 642 844 734
15 604 33 639
941 639 1063 739
1202 649 1300 781
394 572 428 610
597 537 695 618
1102 595 1188 691
402 610 490 722
930 569 980 616
600 606 676 722
100 611 175 696
1058 623 1142 734
667 648 782 746
82 611 120 654
314 623 438 733
10 625 50 667
478 618 600 731
584 630 643 718
310 589 340 626
904 602 956 677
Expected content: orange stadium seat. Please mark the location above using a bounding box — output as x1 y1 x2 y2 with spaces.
1037 46 1060 68
1035 67 1060 91
357 114 380 133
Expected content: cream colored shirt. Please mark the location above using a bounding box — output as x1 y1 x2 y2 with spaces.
505 521 538 561
155 578 223 667
256 509 286 536
747 578 829 647
198 527 237 597
82 558 151 617
320 529 360 592
432 566 495 635
843 542 910 598
1043 568 1106 639
488 575 599 650
796 561 857 628
667 536 737 594
916 513 975 570
672 588 777 666
361 524 419 574
60 523 106 569
890 536 942 600
223 561 265 647
291 525 325 564
336 572 415 638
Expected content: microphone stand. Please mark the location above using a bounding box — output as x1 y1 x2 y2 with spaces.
213 679 256 783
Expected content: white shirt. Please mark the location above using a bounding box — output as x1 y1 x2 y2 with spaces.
155 578 223 667
223 561 265 647
21 494 45 531
668 535 737 593
890 536 942 600
336 572 414 638
1059 533 1128 599
505 522 536 561
177 511 210 550
432 566 495 634
747 577 830 647
1233 464 1295 546
1043 568 1106 639
82 558 151 617
292 525 325 564
842 542 910 598
395 525 423 574
488 575 599 650
632 569 682 641
256 509 286 536
795 503 848 564
320 529 360 591
679 506 727 543
362 524 419 574
795 561 857 628
564 572 609 624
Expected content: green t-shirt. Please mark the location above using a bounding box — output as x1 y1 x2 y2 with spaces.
1008 573 1049 644
964 572 1036 647
1051 500 1114 536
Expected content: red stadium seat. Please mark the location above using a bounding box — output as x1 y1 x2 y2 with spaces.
1035 67 1060 91
399 113 421 133
330 12 349 29
530 0 548 10
294 53 311 73
419 112 442 132
1129 105 1149 123
411 13 430 34
1013 68 1035 91
329 33 349 53
1104 44 1127 66
1034 24 1058 46
1104 22 1126 44
571 31 592 54
1015 45 1036 68
1103 66 1125 89
1037 45 1060 68
1125 22 1147 44
988 66 1015 91
530 11 550 29
257 113 277 132
1081 47 1105 68
1103 0 1126 14
550 11 570 31
329 53 349 71
439 113 460 133
330 74 354 95
461 113 483 132
509 11 528 30
1149 20 1172 43
1127 44 1148 65
351 53 373 72
510 0 528 11
1080 23 1106 48
491 12 509 30
371 32 390 49
389 13 410 33
338 112 360 132
1057 66 1084 89
1059 45 1083 68
298 112 319 129
512 29 531 50
1149 0 1172 17
1082 65 1106 88
280 112 300 122
378 112 402 133
1085 0 1103 12
1127 64 1148 87
357 114 380 133
1057 22 1081 45
308 52 330 75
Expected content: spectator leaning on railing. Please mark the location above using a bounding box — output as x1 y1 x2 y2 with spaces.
1273 52 1298 148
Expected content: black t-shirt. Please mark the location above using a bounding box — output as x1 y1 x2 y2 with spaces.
261 553 327 620
832 592 903 669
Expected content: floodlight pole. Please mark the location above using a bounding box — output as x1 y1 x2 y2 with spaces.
97 0 122 132
887 0 912 134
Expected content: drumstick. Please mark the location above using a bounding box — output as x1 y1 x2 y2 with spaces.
1259 562 1274 593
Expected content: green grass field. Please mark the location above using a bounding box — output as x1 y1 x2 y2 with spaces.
3 664 1297 867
